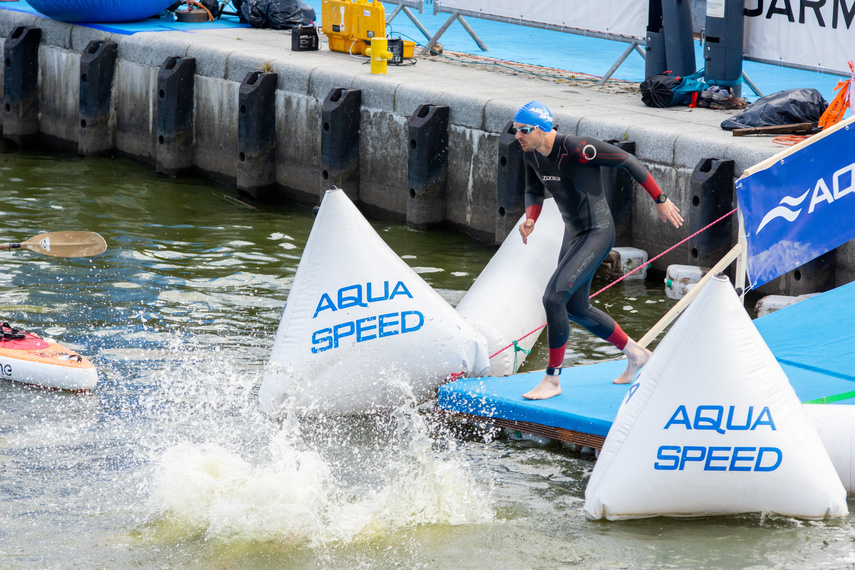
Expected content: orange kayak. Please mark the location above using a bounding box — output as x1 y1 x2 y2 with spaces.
0 325 97 391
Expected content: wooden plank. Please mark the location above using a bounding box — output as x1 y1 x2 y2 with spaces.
732 122 814 136
446 411 607 449
740 115 855 178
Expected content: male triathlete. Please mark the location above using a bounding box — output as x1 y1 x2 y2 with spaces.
513 101 684 400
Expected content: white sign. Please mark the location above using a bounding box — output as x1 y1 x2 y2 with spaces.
743 0 855 74
435 0 647 40
707 0 726 19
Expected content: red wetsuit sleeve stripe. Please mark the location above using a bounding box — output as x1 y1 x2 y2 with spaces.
606 324 629 351
641 174 663 201
526 204 542 221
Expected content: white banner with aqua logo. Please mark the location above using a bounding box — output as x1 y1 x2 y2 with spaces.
736 116 855 289
743 2 855 75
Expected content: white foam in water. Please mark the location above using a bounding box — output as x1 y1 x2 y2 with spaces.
146 356 493 544
149 441 339 541
376 391 495 529
147 426 493 544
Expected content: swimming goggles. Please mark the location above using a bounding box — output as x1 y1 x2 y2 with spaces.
510 125 538 135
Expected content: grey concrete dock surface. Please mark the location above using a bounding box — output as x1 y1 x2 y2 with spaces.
1 8 851 295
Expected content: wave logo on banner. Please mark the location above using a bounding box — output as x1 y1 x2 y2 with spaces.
737 117 855 288
755 189 810 232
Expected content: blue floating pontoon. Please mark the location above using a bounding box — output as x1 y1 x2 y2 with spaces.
438 280 855 448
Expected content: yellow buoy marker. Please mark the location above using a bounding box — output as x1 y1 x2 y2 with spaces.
364 37 392 74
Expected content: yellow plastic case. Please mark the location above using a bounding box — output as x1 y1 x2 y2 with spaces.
321 0 352 37
352 0 385 43
322 0 386 56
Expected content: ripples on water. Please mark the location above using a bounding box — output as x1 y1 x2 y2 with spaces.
1 147 854 568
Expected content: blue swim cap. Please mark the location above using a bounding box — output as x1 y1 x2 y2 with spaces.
514 101 553 132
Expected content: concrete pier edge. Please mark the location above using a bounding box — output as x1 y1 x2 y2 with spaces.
1 7 852 295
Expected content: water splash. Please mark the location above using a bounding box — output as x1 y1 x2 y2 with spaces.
374 396 494 530
147 440 348 544
144 356 494 546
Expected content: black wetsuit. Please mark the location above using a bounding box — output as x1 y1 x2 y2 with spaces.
524 134 654 353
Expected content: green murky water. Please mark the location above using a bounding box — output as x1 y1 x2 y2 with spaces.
1 146 852 569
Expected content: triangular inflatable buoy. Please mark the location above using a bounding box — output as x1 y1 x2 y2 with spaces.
585 275 847 520
258 188 490 415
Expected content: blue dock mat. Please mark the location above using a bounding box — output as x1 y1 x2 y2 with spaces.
438 362 629 439
439 281 855 442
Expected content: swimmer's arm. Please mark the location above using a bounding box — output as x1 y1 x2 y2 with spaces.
520 161 545 243
640 175 684 228
519 204 541 244
598 146 684 229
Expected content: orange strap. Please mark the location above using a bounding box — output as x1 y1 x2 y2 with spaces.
818 81 850 130
818 60 854 130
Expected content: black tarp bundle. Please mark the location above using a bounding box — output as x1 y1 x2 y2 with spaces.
640 74 689 108
234 0 315 29
720 88 828 130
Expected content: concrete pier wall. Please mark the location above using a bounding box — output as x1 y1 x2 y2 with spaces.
1 8 853 296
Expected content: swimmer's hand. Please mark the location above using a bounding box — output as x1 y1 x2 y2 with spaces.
519 218 535 244
657 199 684 228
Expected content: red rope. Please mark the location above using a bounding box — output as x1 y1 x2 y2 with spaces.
488 207 738 359
590 207 737 297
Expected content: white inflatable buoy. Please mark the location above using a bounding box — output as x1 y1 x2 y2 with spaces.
455 199 563 376
584 275 848 520
258 188 490 416
804 404 855 496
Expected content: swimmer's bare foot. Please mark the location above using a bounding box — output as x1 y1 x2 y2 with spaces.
522 374 561 399
613 339 651 384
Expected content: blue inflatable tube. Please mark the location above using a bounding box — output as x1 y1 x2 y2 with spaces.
26 0 176 23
